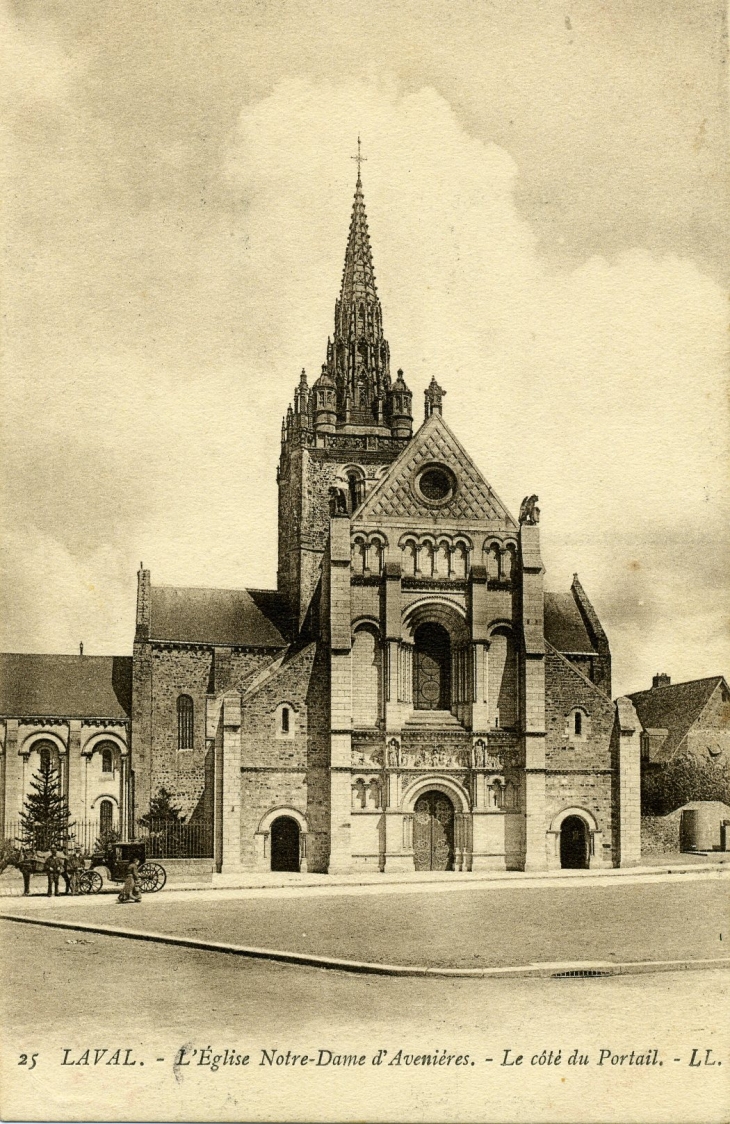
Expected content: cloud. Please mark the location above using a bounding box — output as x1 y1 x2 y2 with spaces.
2 74 728 696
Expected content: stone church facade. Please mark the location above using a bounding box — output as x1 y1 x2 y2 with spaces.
1 169 642 875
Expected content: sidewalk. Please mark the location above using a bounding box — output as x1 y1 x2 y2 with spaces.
2 854 728 902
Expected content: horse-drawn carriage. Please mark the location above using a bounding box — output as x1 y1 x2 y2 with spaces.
78 842 166 894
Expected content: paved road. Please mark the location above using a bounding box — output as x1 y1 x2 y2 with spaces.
7 877 728 968
1 921 728 1123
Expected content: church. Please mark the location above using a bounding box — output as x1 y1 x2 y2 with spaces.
0 168 643 876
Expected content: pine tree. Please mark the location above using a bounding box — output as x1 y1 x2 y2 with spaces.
19 758 75 851
137 787 183 827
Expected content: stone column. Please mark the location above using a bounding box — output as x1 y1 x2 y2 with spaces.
328 516 353 873
520 522 547 871
4 720 22 831
615 697 641 866
384 562 403 732
214 695 243 879
67 721 83 822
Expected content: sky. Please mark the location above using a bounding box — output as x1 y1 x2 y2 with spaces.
1 0 728 697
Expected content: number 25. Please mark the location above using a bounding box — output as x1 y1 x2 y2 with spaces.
19 1054 38 1070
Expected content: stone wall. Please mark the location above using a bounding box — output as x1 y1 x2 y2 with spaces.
544 645 616 864
132 642 275 821
237 642 331 873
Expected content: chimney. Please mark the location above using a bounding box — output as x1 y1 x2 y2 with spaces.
652 672 671 690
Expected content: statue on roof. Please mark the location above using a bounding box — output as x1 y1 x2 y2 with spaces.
519 495 540 525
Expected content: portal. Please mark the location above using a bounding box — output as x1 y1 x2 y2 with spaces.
270 816 300 872
559 815 589 869
413 790 455 871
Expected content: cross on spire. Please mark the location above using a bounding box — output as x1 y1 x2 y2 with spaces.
351 136 366 180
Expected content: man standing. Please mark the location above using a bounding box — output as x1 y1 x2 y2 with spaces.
18 848 36 896
44 848 64 896
66 848 83 895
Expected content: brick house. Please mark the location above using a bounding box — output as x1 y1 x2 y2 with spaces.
0 168 643 874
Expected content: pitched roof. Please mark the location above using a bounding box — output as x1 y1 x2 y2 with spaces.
544 592 596 653
0 654 131 719
149 586 289 647
627 676 725 763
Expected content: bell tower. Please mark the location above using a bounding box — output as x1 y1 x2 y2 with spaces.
278 150 413 629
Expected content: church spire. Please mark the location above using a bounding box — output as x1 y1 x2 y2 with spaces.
324 144 396 429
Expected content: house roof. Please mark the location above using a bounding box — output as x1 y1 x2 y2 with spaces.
627 676 725 763
149 586 290 648
0 654 132 719
544 592 596 653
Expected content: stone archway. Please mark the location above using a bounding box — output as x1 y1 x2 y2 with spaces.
559 815 589 869
270 816 301 872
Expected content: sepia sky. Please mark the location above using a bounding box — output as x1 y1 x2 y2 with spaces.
1 0 728 697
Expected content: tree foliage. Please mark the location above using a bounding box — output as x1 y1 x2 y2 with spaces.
18 758 75 851
137 786 183 828
642 755 730 815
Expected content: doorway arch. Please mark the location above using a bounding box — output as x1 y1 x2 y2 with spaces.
413 622 451 710
560 815 589 869
413 790 455 871
270 816 301 872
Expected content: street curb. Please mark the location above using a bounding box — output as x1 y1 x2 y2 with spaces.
2 912 729 980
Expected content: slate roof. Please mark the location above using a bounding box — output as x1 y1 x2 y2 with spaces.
544 592 595 653
627 676 725 764
0 654 132 719
149 586 290 647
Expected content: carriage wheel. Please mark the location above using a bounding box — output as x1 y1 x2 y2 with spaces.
138 862 166 893
78 870 103 895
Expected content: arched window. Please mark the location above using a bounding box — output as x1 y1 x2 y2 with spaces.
34 739 56 773
276 703 296 738
347 471 365 513
98 743 114 773
565 708 590 741
177 695 194 750
99 799 114 836
402 541 417 577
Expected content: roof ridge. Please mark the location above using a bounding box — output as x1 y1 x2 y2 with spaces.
545 641 612 701
628 674 724 697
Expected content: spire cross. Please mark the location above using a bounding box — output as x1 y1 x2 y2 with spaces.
351 136 366 179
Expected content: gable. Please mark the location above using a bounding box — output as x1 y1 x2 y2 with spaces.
355 413 516 528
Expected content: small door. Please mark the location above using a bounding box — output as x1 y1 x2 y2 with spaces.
560 815 589 869
413 791 455 871
270 817 300 872
413 623 451 710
